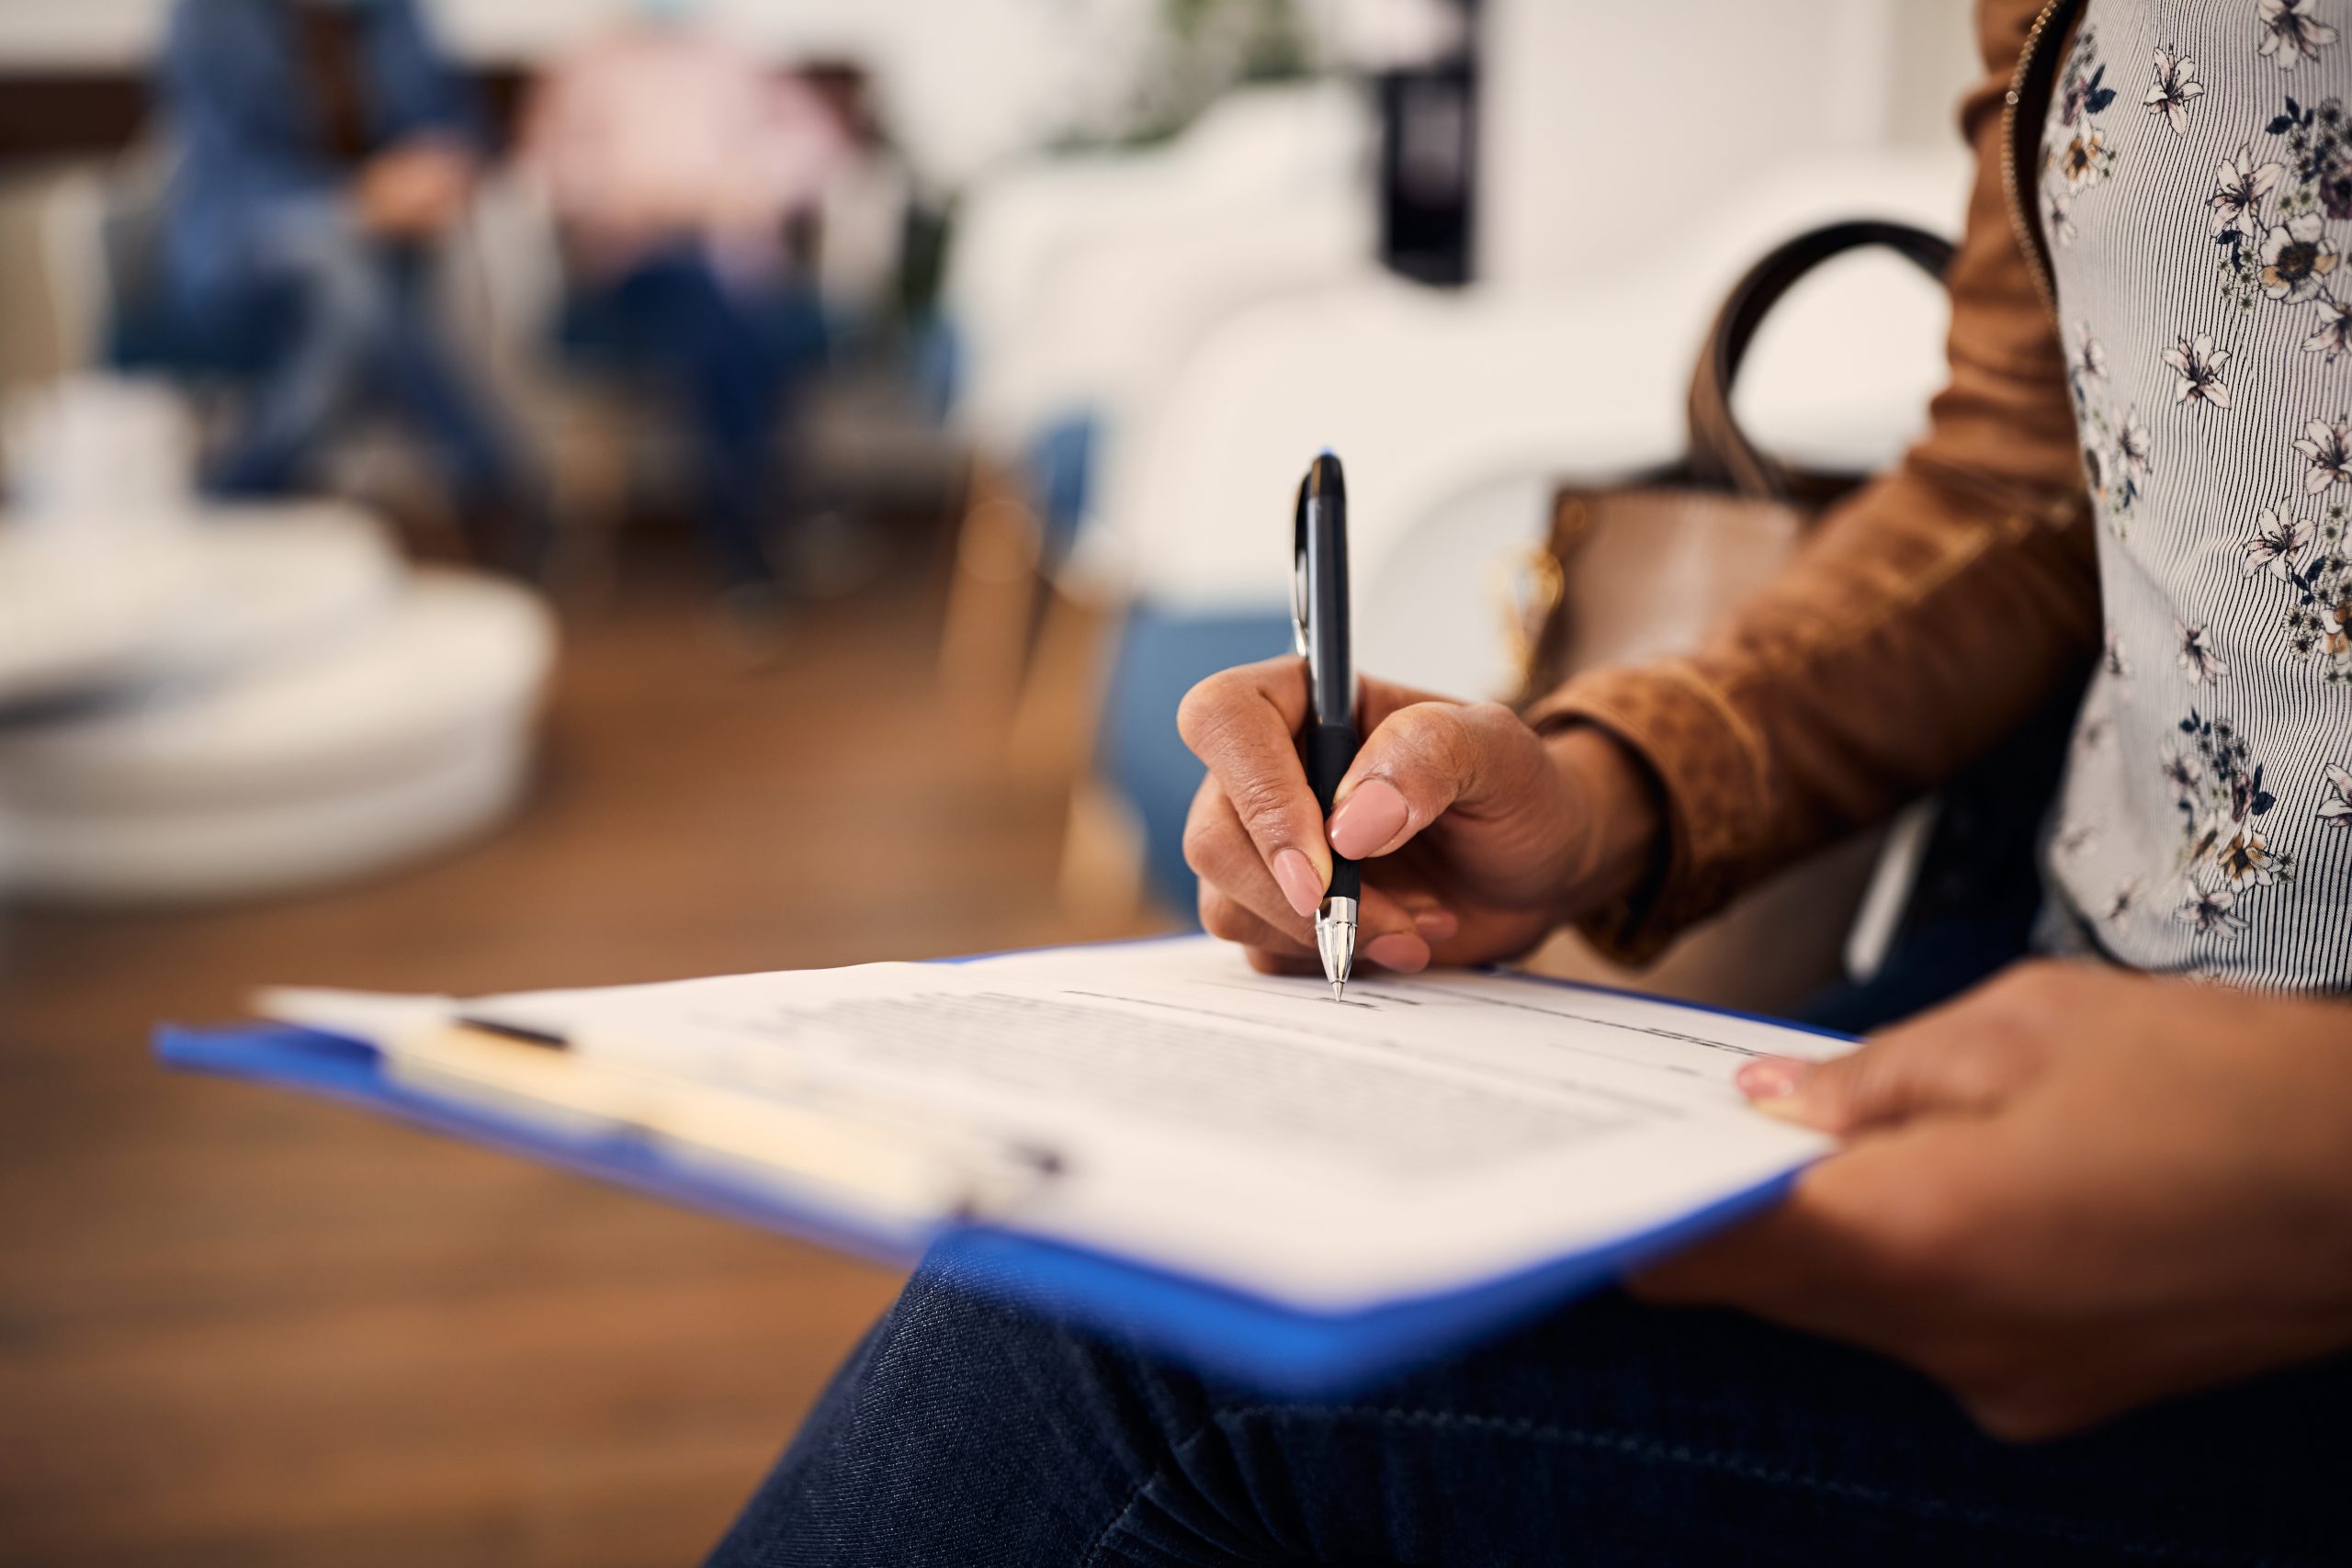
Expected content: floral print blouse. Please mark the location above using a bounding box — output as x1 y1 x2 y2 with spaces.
2041 0 2352 983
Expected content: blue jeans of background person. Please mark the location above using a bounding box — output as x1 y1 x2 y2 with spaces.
707 1263 2349 1566
560 250 829 590
205 208 526 515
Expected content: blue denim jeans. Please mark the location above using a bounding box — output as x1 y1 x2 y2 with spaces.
707 1259 2348 1566
205 207 526 513
560 251 828 590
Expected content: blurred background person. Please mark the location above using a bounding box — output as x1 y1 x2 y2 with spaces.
519 0 845 619
153 0 546 570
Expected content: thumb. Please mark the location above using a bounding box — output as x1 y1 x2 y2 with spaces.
1735 1020 2043 1137
1326 701 1546 861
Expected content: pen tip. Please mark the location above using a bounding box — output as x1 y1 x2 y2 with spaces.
1329 980 1346 1001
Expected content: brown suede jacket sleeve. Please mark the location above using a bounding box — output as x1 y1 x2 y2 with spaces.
1528 0 2101 964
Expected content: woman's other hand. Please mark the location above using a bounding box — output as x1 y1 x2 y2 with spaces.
1634 963 2352 1438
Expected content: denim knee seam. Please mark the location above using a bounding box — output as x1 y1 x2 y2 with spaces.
1078 1480 1154 1568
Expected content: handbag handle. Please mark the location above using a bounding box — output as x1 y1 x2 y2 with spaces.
1685 220 1957 502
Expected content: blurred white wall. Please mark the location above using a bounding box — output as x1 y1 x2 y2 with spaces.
1477 0 1978 286
1888 0 1983 144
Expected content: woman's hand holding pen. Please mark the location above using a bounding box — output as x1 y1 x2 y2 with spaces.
1178 655 1661 975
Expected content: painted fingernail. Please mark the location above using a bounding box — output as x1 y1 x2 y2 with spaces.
1364 932 1429 972
1328 779 1409 859
1736 1055 1809 1103
1413 906 1460 942
1271 849 1324 919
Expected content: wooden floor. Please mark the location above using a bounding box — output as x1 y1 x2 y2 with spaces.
0 541 1157 1565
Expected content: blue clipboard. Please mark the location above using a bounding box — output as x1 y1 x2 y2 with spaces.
154 962 1841 1395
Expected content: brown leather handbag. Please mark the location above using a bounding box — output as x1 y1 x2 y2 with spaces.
1509 220 1957 1013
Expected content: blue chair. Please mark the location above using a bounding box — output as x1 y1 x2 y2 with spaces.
1026 412 1099 570
1093 602 1293 915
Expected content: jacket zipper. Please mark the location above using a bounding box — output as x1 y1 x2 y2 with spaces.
2000 0 2075 317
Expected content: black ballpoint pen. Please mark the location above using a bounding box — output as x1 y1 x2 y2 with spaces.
1292 451 1360 999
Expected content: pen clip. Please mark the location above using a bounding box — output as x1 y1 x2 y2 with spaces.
1290 473 1312 658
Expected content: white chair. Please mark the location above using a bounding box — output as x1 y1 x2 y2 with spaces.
946 78 1374 455
0 527 209 710
0 499 401 703
155 502 405 681
1098 147 1973 636
936 81 1376 745
974 185 1377 519
0 568 554 905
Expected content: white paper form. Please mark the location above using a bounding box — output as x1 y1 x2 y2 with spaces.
416 937 1851 1312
